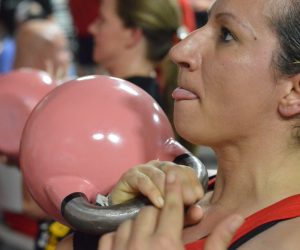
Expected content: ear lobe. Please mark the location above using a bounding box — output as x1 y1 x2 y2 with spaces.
278 74 300 118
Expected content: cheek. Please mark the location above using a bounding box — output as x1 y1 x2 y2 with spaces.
95 29 117 50
205 50 272 101
92 26 109 44
92 32 109 58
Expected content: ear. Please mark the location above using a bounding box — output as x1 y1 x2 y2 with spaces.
125 27 143 48
278 74 300 118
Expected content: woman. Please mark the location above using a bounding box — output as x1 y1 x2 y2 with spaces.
95 0 300 249
88 0 199 154
88 0 182 106
58 0 300 248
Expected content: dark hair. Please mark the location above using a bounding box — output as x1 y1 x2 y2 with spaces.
269 0 300 76
115 0 182 63
268 0 300 143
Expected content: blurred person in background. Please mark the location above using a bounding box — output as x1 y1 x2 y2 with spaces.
13 19 74 82
0 13 74 250
0 0 54 74
88 0 184 107
0 69 71 250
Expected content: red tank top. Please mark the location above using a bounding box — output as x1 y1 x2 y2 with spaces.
3 211 38 237
185 194 300 250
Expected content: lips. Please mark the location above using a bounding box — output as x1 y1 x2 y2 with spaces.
172 87 199 101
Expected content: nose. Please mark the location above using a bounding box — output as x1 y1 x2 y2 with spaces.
169 30 201 72
88 21 97 35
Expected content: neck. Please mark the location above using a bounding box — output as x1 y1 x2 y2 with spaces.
182 122 300 243
183 130 300 243
210 133 300 217
104 44 156 79
107 58 155 79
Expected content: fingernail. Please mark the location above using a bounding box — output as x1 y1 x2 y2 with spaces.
167 171 176 184
157 196 164 207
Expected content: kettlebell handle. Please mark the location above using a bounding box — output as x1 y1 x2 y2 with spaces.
61 153 208 235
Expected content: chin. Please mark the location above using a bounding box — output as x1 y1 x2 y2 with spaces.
173 116 193 141
173 113 210 146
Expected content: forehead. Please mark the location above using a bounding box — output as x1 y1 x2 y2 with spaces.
210 0 278 33
211 0 275 20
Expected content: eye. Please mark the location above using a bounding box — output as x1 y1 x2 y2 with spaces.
96 13 106 25
220 27 235 42
98 16 104 24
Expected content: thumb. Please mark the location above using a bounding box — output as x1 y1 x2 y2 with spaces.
184 204 204 226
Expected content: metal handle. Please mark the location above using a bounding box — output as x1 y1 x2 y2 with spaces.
61 153 208 234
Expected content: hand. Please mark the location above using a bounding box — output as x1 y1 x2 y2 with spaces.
109 160 204 209
99 171 187 250
204 214 244 250
45 59 68 82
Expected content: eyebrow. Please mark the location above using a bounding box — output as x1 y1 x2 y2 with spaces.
211 11 257 40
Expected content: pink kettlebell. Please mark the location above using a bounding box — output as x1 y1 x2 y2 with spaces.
0 68 57 160
20 75 208 234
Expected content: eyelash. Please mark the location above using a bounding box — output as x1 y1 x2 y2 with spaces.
219 27 236 43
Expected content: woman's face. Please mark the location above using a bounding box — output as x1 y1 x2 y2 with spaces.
170 0 281 146
89 0 130 68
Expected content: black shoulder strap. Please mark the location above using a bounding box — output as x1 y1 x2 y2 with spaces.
228 219 289 250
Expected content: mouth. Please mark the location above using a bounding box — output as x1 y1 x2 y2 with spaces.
172 87 199 101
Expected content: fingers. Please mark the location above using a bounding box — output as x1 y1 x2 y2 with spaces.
155 161 204 205
131 206 159 238
204 214 244 250
55 65 68 82
156 171 184 240
99 220 134 250
44 59 68 81
113 219 133 250
184 204 204 226
98 232 114 250
110 160 205 209
45 59 54 78
100 171 186 250
110 166 165 208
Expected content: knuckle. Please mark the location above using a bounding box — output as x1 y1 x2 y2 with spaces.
157 161 174 172
165 198 180 210
140 205 158 216
151 169 166 182
148 159 160 165
121 168 137 179
137 173 149 186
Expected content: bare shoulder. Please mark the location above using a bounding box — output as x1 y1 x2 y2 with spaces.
239 217 300 250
